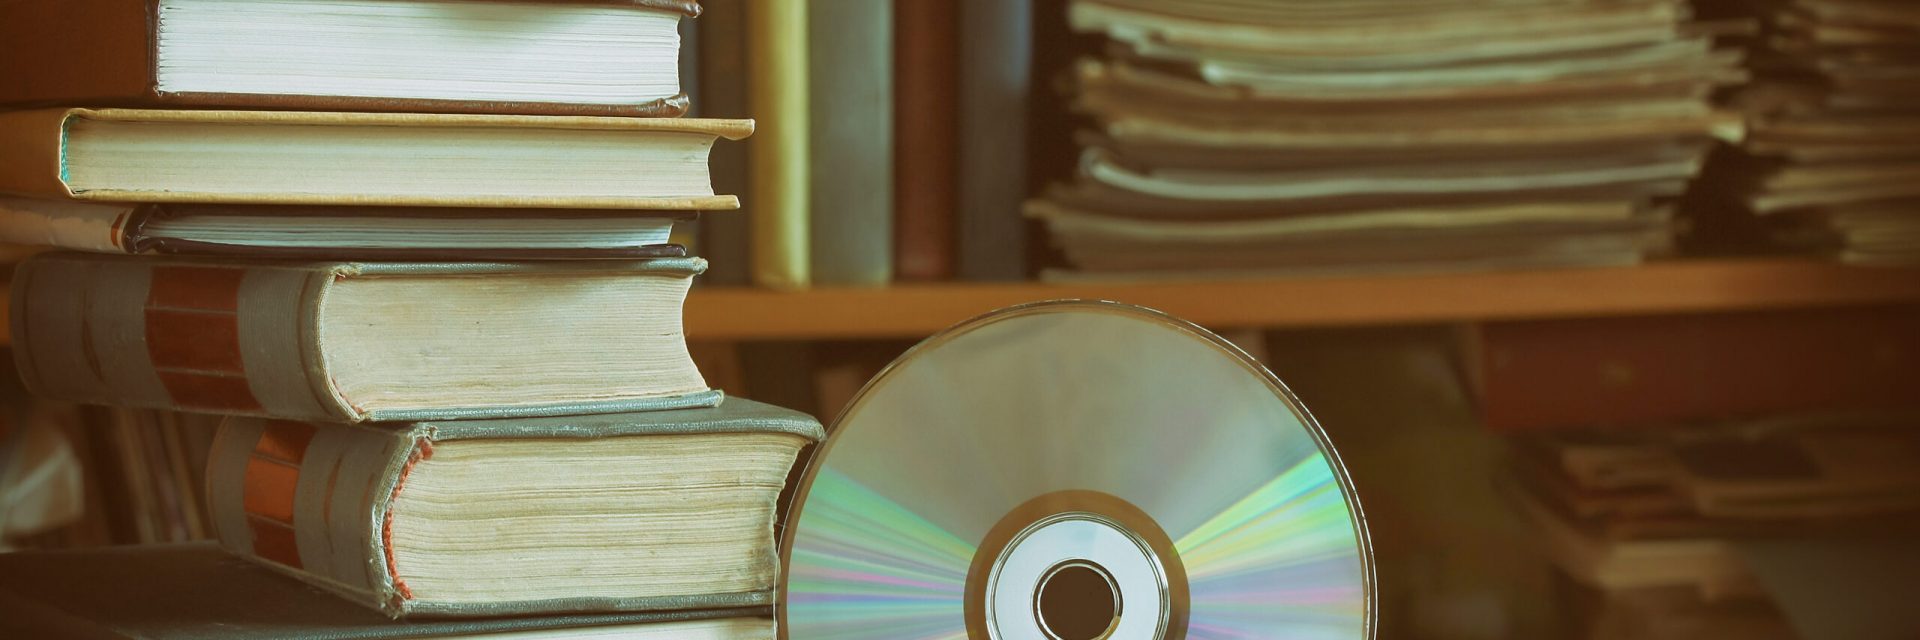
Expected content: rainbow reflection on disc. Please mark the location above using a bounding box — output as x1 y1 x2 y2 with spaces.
779 301 1375 640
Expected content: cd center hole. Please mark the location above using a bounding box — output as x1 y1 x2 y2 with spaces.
1036 562 1120 640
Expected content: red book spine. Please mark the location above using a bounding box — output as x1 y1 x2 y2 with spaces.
892 0 959 281
1474 307 1920 431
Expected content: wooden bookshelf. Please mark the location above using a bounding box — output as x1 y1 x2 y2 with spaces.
683 258 1920 340
0 259 1915 347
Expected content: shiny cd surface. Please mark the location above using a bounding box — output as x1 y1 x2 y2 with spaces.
780 301 1375 639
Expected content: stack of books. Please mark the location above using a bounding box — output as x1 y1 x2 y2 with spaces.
1464 308 1920 637
1724 0 1920 264
1026 0 1746 279
1502 415 1920 639
0 1 818 638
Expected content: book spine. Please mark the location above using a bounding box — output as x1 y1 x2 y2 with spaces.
1473 308 1920 431
892 0 959 281
207 417 415 614
956 0 1033 281
0 109 82 200
807 0 894 286
747 0 811 289
9 255 352 422
697 0 753 286
0 197 140 254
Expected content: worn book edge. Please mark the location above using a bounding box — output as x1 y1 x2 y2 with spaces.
212 400 823 617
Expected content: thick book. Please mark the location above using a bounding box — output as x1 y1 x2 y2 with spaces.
0 108 752 209
207 399 823 618
807 0 894 286
11 253 716 423
0 543 773 639
0 197 691 260
747 0 811 289
1469 307 1920 432
0 0 700 117
956 0 1033 281
893 0 961 281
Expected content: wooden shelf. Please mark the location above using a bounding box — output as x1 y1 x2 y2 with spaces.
683 258 1920 340
0 259 1914 347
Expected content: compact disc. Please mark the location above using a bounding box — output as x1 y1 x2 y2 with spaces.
779 301 1375 639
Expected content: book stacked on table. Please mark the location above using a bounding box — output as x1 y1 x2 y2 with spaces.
0 1 819 638
1721 0 1920 264
1026 0 1747 280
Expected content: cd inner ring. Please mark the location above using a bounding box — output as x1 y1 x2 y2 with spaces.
964 490 1191 640
1035 559 1123 640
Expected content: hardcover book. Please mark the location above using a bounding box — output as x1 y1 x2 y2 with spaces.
0 198 693 260
893 0 960 281
746 0 810 289
956 0 1033 281
0 0 702 117
806 0 894 286
11 253 716 423
206 399 824 617
0 543 774 639
0 108 752 209
1469 307 1920 432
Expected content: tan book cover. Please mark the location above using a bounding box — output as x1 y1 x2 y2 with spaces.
0 108 753 208
746 0 811 289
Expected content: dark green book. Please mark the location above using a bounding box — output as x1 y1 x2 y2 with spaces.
806 0 895 286
956 0 1032 281
0 543 773 639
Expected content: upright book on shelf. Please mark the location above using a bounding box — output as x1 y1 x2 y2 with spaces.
806 0 894 286
746 0 811 289
956 0 1033 281
892 0 960 281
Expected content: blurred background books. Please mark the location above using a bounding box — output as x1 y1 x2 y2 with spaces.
1030 0 1742 279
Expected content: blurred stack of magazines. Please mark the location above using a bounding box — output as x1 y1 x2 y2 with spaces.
1029 0 1747 279
1719 0 1920 264
1503 413 1920 638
